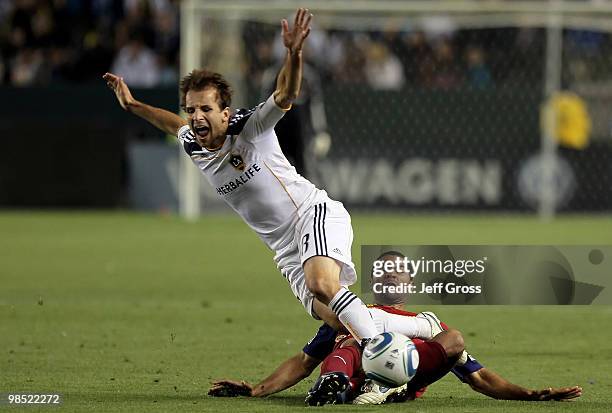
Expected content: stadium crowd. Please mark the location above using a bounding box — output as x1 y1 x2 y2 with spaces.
245 22 611 95
243 15 610 95
242 18 549 95
0 0 608 91
0 0 179 87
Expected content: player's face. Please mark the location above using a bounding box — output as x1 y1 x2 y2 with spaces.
377 255 412 284
185 87 230 150
371 254 413 305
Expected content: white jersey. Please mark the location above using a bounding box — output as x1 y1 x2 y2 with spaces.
177 95 319 250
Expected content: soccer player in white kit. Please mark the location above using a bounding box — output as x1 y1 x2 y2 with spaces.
103 8 431 343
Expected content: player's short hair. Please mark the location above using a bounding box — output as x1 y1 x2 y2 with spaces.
180 69 233 110
376 251 406 261
371 250 406 279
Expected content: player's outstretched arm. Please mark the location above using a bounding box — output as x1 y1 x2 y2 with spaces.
273 8 312 110
103 72 187 135
465 368 582 401
208 351 320 397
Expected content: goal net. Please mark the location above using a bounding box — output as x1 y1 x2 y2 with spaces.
179 0 612 219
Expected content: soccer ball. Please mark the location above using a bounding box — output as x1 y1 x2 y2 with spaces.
362 332 419 388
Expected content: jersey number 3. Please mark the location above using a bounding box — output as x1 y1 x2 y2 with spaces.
302 234 310 254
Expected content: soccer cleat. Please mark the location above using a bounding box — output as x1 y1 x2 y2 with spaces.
305 372 351 406
353 380 408 405
417 311 444 338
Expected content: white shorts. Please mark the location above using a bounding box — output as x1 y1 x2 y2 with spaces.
274 192 357 318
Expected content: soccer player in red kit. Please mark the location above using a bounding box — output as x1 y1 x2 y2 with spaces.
209 251 581 405
305 250 581 405
209 306 580 405
305 306 462 405
306 250 462 405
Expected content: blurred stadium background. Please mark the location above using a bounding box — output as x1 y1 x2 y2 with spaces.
1 1 611 411
0 0 610 217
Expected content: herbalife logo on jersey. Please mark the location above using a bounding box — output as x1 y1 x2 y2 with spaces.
216 163 262 196
229 153 245 171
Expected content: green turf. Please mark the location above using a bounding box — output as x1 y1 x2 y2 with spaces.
1 212 611 412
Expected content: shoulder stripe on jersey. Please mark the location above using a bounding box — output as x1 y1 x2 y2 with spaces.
179 128 201 156
180 128 222 157
227 106 257 136
184 141 202 156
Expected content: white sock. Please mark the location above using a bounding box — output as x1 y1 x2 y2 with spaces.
368 307 434 339
329 287 379 340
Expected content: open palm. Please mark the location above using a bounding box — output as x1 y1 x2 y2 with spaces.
536 385 582 401
282 8 312 54
103 72 135 111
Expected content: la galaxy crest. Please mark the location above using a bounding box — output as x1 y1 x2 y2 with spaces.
229 153 246 171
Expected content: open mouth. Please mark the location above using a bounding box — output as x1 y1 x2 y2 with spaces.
194 125 210 138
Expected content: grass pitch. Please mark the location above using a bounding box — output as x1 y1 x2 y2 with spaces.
1 212 611 412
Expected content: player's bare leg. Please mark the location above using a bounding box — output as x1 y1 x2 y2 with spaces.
304 256 378 340
303 256 342 306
